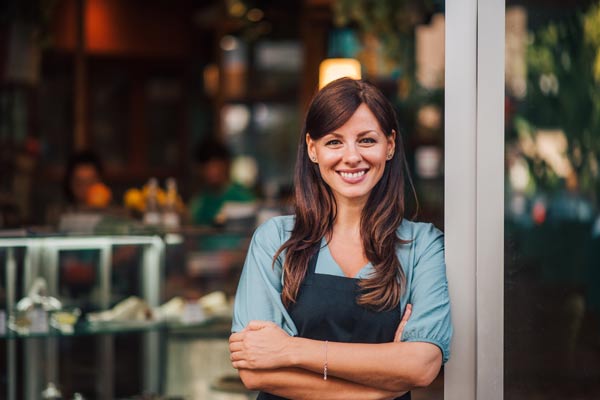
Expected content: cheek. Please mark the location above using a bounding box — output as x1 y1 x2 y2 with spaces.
316 164 337 188
317 164 332 180
364 149 388 166
315 150 341 167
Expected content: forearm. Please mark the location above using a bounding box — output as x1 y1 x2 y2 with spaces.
287 339 442 392
239 367 405 400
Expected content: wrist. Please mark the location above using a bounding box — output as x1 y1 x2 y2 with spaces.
286 336 309 367
285 335 301 367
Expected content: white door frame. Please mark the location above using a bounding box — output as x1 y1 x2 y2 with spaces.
445 0 505 399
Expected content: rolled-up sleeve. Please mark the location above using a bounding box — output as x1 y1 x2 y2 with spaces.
231 217 298 335
401 224 453 363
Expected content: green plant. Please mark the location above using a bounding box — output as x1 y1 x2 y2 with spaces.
331 0 435 81
512 2 600 198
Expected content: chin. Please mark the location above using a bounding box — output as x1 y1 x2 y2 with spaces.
335 191 371 203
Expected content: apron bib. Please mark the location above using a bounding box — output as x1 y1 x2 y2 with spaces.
257 250 410 400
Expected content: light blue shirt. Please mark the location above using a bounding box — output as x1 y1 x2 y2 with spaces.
232 215 452 363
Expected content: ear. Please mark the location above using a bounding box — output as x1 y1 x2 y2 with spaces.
387 130 397 155
306 133 317 161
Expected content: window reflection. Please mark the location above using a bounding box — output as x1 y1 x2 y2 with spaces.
505 1 600 398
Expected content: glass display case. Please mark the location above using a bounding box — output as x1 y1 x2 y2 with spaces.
0 228 251 400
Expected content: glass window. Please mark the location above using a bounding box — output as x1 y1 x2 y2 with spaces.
505 1 600 398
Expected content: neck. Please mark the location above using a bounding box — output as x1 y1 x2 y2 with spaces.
332 197 366 237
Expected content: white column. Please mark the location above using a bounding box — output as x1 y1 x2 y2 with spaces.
476 0 505 399
445 0 478 399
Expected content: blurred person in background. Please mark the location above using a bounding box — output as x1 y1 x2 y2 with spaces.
46 150 111 226
64 150 102 206
189 138 255 226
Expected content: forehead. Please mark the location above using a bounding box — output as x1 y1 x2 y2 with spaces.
73 164 99 178
334 104 382 134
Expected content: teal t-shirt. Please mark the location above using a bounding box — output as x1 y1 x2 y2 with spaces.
232 215 453 363
189 182 255 226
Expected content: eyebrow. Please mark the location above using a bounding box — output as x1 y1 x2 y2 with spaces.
327 130 379 138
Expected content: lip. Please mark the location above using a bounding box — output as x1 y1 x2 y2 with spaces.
337 168 369 184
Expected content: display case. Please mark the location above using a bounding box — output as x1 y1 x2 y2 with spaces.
0 229 251 399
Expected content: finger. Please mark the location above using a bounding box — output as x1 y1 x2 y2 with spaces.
229 332 244 343
232 360 252 370
402 304 412 321
230 350 244 362
394 324 402 342
229 342 244 353
394 304 413 342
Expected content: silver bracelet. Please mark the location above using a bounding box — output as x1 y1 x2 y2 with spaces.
324 340 328 380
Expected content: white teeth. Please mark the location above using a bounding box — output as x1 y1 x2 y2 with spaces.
339 171 366 179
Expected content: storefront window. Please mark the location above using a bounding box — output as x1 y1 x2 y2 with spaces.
505 1 600 397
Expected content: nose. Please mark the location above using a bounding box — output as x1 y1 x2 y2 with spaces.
343 143 362 165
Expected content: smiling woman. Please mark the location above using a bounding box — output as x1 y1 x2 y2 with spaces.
229 78 452 400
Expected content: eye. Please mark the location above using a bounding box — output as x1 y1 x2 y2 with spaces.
325 139 342 146
360 137 377 144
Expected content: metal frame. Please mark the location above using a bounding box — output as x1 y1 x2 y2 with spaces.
0 235 165 400
445 0 505 398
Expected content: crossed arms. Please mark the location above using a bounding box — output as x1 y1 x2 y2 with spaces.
229 305 443 400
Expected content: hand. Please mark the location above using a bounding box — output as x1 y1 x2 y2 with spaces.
229 320 293 370
393 304 412 342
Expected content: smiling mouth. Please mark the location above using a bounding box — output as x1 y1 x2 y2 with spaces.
338 169 368 179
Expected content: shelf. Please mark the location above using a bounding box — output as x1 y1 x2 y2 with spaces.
1 316 232 339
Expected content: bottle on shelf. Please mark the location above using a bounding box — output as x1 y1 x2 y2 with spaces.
143 178 161 226
162 177 180 230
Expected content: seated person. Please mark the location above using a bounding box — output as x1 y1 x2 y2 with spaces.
189 138 255 226
63 150 105 208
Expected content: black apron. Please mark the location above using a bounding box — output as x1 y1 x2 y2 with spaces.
257 250 411 400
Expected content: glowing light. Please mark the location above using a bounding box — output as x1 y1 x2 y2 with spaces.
532 201 547 225
509 156 531 192
222 104 250 136
203 64 219 97
220 35 238 51
415 146 442 179
535 129 572 177
247 8 264 22
229 1 246 17
318 58 361 89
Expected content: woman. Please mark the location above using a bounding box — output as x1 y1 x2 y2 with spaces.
229 78 452 399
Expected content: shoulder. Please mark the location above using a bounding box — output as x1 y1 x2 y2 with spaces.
252 215 295 249
396 219 444 264
397 219 443 242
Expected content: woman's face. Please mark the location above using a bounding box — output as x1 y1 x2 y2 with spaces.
306 104 395 206
71 164 100 205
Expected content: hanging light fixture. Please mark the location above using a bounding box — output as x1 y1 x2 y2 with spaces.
318 58 362 89
318 28 362 89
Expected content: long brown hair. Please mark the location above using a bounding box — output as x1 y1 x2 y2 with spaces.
274 78 416 312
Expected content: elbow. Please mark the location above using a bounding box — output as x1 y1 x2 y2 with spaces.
385 368 439 393
411 370 438 389
389 347 442 391
238 369 262 391
410 355 442 389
